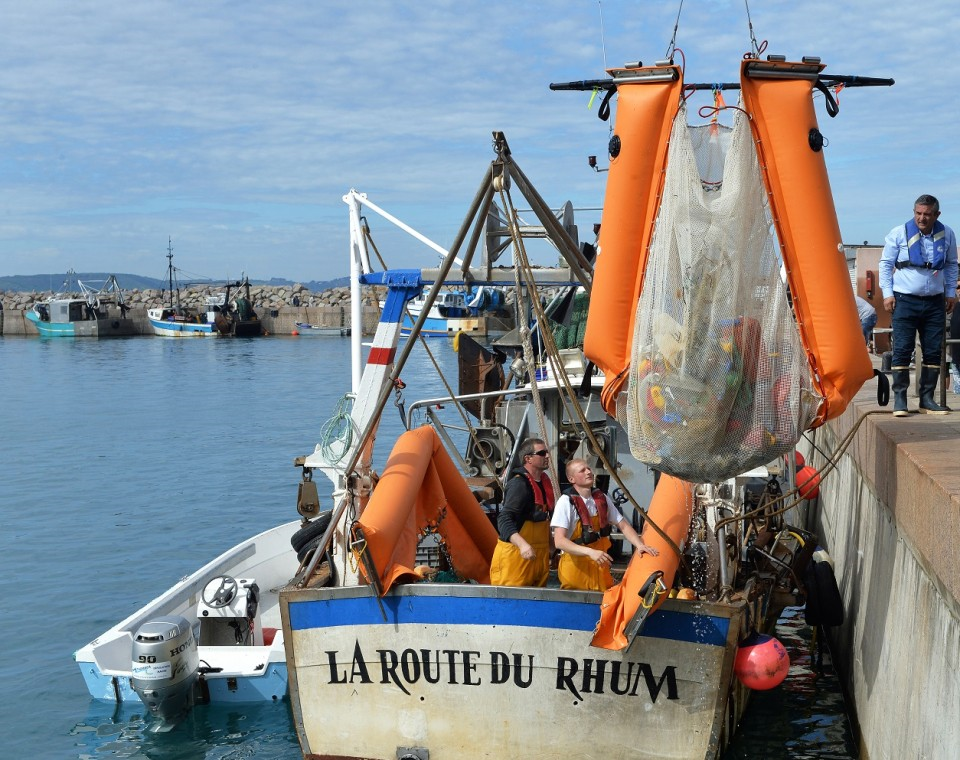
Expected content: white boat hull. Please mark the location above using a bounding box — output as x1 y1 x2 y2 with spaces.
282 584 747 759
76 520 306 705
148 308 219 337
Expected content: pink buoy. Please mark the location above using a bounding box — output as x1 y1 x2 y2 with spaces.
734 632 790 690
796 465 821 499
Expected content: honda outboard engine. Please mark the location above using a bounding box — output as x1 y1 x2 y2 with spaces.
130 615 199 724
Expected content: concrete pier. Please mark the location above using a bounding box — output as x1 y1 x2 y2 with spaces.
808 358 960 759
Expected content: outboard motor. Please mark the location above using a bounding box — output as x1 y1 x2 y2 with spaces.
130 615 199 724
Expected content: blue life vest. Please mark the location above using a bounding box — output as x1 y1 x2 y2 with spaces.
897 219 946 270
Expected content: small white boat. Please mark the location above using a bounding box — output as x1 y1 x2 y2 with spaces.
74 518 327 719
294 321 350 337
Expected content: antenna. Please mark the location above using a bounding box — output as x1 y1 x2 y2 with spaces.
597 1 608 74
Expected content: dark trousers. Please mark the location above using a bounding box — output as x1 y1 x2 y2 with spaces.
891 292 945 367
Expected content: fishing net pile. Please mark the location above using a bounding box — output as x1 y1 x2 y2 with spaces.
622 105 822 482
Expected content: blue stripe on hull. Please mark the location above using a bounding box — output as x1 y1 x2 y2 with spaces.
288 594 729 647
149 319 217 336
26 312 76 336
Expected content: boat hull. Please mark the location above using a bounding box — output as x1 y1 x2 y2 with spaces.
400 312 482 336
26 310 136 338
281 584 747 759
148 309 218 337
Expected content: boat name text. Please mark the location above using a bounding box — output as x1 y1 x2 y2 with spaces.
324 640 679 702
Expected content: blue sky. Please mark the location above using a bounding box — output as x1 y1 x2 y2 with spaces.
2 1 957 282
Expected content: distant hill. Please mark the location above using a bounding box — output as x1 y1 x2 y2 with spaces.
0 273 352 293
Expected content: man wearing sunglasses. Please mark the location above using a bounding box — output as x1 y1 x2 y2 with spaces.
490 437 556 587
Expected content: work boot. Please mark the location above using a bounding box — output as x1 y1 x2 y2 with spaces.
918 365 950 414
891 368 910 417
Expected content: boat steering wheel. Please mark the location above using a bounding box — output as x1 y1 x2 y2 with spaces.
202 575 239 608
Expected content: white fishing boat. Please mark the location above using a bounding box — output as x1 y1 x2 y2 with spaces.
275 97 874 754
396 287 509 337
72 31 888 756
147 239 264 338
147 239 222 338
147 238 227 338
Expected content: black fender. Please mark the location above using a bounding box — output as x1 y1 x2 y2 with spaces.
804 552 844 627
290 510 333 552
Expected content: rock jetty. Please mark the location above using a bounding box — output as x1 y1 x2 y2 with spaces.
0 284 382 312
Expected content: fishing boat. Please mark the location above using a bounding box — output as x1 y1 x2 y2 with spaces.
147 239 222 338
26 271 135 338
215 277 264 337
273 48 890 758
71 30 889 757
396 287 509 337
351 188 513 338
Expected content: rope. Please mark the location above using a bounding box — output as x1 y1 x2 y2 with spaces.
317 394 357 464
713 409 881 533
664 0 685 60
501 187 558 489
743 0 761 58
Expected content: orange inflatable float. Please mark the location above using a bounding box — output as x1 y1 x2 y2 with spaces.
739 58 872 424
583 65 684 415
586 58 872 429
591 474 694 650
354 425 498 593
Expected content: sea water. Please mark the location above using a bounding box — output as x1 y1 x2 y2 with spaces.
0 335 856 758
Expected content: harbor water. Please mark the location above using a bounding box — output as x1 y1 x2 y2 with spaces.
0 335 857 758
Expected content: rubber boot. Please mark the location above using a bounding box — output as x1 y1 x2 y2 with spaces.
891 368 910 417
918 365 950 414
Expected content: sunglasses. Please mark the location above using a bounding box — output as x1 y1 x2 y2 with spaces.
532 449 549 457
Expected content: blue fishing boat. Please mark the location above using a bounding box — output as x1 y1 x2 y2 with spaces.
26 272 135 338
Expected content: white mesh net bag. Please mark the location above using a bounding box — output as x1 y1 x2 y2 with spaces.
622 103 822 482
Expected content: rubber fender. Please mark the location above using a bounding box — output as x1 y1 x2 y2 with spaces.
804 550 844 626
290 510 333 552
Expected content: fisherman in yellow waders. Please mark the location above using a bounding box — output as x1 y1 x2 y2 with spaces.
489 438 555 587
551 458 659 591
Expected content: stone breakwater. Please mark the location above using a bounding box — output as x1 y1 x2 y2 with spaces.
0 284 391 336
0 284 381 312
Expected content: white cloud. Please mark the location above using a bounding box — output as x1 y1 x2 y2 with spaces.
0 0 957 280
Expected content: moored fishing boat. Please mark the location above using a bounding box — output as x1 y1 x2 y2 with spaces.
275 27 892 754
147 239 222 338
26 271 135 338
395 287 510 337
216 277 264 337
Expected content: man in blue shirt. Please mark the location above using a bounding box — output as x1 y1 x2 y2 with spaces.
879 194 958 416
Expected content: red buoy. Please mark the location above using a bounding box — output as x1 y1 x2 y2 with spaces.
734 632 790 690
796 465 821 499
794 450 806 468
